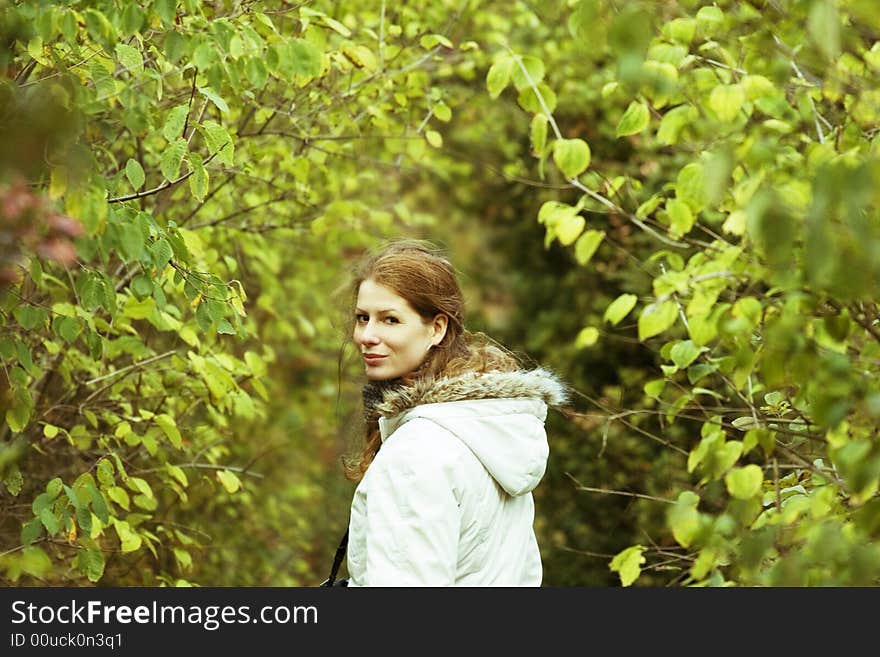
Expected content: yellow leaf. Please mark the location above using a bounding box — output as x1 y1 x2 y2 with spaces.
216 470 241 494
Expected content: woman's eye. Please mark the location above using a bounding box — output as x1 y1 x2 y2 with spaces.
356 314 368 323
385 317 399 324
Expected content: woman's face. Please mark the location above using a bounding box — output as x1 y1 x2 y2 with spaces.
354 279 447 381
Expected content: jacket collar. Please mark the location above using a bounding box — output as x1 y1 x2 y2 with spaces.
374 367 569 420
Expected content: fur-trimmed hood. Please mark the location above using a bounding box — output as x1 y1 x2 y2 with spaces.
375 368 569 418
376 368 568 496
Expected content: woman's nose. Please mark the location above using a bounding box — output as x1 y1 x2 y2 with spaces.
358 322 380 345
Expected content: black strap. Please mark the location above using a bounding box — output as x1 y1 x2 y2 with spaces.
323 528 349 586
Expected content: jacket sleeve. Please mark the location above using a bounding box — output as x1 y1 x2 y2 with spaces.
361 421 461 586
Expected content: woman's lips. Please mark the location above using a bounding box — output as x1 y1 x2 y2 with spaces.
363 354 387 362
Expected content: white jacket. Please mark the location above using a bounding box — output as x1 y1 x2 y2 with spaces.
346 368 568 587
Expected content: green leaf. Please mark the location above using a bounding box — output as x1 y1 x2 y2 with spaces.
163 104 189 141
40 507 60 536
487 56 514 98
668 491 701 548
808 0 840 60
124 158 145 190
530 114 548 155
97 459 115 489
696 6 724 37
4 465 22 496
433 103 452 122
657 105 698 145
216 469 241 494
604 294 638 326
675 163 706 213
552 138 591 178
115 43 143 74
64 483 83 509
732 416 760 431
32 493 51 517
665 18 696 44
13 305 47 330
54 316 81 344
246 56 269 88
511 56 545 91
200 121 233 165
174 547 193 571
199 86 229 114
244 351 266 377
609 545 647 586
616 101 650 137
46 477 63 500
638 300 678 340
149 238 174 271
114 520 142 552
556 213 585 246
155 413 183 448
126 477 154 499
154 0 178 25
117 219 146 262
687 363 717 385
122 3 145 35
290 39 324 77
321 15 352 38
8 394 33 430
425 130 443 148
420 33 453 49
79 274 105 312
216 318 235 335
341 44 375 72
733 297 762 328
575 326 599 348
194 300 212 331
76 549 106 583
108 486 130 510
87 483 110 523
574 229 604 266
188 152 208 201
130 274 153 300
644 379 665 397
670 340 701 368
709 84 745 123
725 465 764 499
21 517 42 545
17 546 53 579
517 84 557 114
15 343 39 378
666 198 694 237
163 30 187 63
134 493 158 510
166 463 189 487
160 138 187 181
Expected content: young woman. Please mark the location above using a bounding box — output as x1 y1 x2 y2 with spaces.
340 240 568 586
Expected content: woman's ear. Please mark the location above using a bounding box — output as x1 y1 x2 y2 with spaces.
431 314 449 346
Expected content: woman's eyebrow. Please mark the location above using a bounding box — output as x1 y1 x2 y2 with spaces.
355 308 399 314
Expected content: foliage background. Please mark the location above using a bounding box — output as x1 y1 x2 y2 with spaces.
2 0 879 586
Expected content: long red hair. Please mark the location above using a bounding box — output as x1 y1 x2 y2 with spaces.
342 240 520 482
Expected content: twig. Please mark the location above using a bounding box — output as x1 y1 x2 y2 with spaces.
565 472 675 504
107 147 224 203
82 350 179 386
